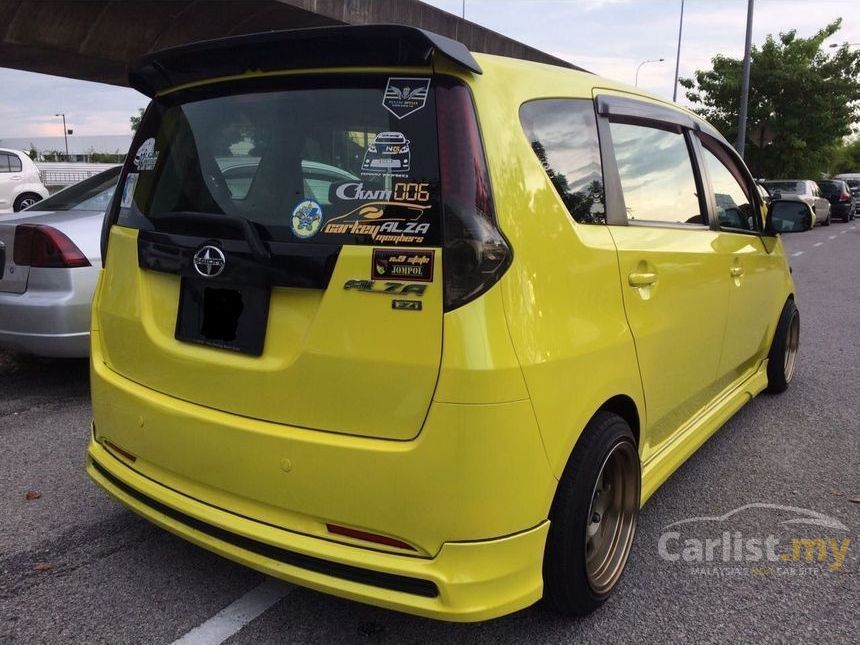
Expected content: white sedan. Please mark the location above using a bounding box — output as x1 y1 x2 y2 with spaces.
0 167 119 357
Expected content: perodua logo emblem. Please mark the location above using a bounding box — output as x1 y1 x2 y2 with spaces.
193 245 226 278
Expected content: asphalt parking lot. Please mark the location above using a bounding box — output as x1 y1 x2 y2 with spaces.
2 222 858 645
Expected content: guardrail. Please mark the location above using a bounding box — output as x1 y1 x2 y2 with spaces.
36 162 121 187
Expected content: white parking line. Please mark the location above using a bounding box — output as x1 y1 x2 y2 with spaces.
814 242 824 247
840 230 848 234
791 251 804 257
170 578 293 645
828 235 837 240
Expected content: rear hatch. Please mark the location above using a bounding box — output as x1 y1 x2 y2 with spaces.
97 74 445 440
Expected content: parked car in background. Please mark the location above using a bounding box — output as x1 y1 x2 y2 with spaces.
816 179 855 221
0 148 49 212
0 166 120 357
834 173 860 201
761 179 831 226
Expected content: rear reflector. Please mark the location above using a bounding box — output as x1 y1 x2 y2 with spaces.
326 524 416 551
103 439 137 462
13 224 90 268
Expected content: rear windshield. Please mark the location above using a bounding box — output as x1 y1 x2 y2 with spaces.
817 180 842 193
763 181 802 194
116 76 441 247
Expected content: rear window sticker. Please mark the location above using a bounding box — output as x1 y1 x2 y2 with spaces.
291 199 324 239
362 131 410 175
120 173 139 208
382 78 431 119
372 249 434 282
133 138 159 171
333 181 429 203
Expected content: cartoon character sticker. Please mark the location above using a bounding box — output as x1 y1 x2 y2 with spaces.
382 78 431 119
120 173 139 208
361 132 411 175
291 199 324 239
133 138 159 171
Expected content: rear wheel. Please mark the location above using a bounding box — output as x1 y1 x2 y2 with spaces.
13 193 41 212
543 412 640 616
766 299 799 394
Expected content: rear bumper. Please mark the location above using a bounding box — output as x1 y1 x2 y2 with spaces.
87 438 549 621
830 202 852 217
88 329 556 620
0 265 98 357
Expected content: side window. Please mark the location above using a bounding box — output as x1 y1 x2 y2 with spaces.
609 122 703 225
700 138 757 232
520 99 606 224
9 154 22 173
0 153 11 173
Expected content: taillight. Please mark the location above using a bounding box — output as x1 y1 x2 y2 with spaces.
13 224 90 268
840 193 850 202
436 78 511 312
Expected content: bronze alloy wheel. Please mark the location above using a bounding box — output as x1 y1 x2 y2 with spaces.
584 440 640 595
783 313 800 384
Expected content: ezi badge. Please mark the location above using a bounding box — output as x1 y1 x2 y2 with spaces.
372 249 434 282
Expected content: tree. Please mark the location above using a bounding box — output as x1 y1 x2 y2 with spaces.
130 107 144 133
680 19 860 178
829 139 860 174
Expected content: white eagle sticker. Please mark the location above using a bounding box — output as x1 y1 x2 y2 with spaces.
133 138 159 171
382 78 431 119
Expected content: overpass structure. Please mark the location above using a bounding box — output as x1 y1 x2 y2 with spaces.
0 0 574 88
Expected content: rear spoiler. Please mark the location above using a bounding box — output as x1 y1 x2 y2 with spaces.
128 24 483 97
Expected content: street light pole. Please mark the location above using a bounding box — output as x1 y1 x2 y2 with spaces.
55 113 69 161
672 0 685 101
635 58 665 87
736 0 755 157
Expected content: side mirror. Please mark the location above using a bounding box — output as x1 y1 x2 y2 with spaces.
765 199 813 235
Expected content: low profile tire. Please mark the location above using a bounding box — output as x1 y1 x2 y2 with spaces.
543 412 640 617
13 193 41 212
766 299 800 394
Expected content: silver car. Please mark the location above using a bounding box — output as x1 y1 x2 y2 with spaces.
0 167 119 357
762 179 831 226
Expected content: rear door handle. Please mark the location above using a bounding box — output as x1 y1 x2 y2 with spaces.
628 272 657 287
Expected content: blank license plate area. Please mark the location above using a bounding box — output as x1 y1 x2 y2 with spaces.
175 278 270 355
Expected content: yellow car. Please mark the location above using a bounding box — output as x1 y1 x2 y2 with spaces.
88 25 810 621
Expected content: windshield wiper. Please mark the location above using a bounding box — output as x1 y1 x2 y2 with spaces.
155 211 271 262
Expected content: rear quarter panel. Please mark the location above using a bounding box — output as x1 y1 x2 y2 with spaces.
450 56 646 478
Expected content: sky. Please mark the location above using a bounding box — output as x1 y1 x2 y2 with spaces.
1 0 858 139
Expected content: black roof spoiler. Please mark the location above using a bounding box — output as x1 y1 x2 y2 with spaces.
128 24 484 97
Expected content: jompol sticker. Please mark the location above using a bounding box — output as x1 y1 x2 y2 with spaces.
120 173 139 208
382 78 430 119
291 199 324 239
133 138 159 171
361 132 410 175
372 249 434 282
